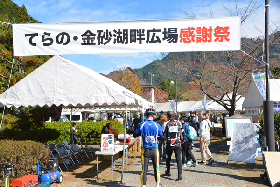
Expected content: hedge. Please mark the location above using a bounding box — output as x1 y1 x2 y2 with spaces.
0 140 49 186
258 111 280 151
0 120 125 145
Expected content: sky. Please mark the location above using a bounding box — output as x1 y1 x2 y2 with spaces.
13 0 280 74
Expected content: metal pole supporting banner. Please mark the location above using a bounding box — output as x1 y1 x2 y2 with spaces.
263 101 275 151
265 0 270 102
263 0 275 151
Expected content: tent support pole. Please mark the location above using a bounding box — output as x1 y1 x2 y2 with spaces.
121 104 127 184
0 58 15 129
70 107 72 121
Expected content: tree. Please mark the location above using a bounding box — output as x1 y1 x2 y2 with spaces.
0 1 53 131
157 1 280 116
110 67 142 95
272 66 280 79
156 78 182 101
141 87 169 103
181 81 204 101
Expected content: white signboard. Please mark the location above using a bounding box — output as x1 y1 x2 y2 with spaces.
13 16 241 56
228 123 258 163
225 117 252 138
245 108 259 115
101 134 114 152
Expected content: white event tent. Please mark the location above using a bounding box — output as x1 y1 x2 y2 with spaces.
155 94 244 113
0 55 151 110
242 79 280 108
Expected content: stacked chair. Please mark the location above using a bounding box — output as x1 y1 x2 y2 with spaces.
61 140 80 164
78 138 95 159
47 138 96 170
47 140 79 170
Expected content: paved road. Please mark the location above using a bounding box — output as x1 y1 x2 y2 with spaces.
121 140 248 187
56 140 265 187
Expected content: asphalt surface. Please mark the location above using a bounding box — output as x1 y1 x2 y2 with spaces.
56 139 267 187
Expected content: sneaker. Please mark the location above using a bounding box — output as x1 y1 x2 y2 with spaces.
178 175 182 180
191 162 198 167
186 160 192 165
165 171 171 176
156 183 162 187
209 158 214 165
199 161 207 165
192 144 194 147
182 164 186 167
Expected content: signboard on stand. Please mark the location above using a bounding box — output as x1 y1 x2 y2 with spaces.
225 117 252 138
228 123 259 163
101 134 114 152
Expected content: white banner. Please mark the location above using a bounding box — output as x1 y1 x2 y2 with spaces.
13 16 240 56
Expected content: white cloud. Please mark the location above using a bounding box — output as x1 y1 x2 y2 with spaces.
99 67 115 74
116 63 133 69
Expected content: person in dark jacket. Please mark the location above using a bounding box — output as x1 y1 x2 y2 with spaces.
157 114 167 160
180 116 198 167
133 114 141 131
101 126 109 134
164 111 183 181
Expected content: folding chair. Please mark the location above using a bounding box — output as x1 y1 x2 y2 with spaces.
79 138 95 159
46 144 63 172
47 144 56 158
70 143 85 161
55 144 75 169
61 140 80 164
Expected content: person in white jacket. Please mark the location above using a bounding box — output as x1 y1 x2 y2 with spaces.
198 111 214 165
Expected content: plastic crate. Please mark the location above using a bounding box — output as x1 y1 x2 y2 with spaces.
36 183 50 187
12 174 38 187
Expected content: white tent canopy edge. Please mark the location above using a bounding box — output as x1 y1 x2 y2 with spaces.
0 55 151 109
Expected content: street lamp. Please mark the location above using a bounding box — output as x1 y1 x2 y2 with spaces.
148 72 154 85
148 72 155 104
170 80 177 114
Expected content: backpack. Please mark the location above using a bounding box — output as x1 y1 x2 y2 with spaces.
166 120 182 147
206 120 214 136
186 124 197 140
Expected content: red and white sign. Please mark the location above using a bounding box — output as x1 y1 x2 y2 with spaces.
13 16 240 56
101 134 114 152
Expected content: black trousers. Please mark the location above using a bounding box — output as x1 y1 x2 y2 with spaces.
166 145 182 176
141 147 160 185
70 133 77 144
182 142 196 163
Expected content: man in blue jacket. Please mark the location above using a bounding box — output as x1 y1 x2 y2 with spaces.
134 108 163 187
180 116 198 167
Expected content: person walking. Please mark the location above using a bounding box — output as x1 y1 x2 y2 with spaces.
198 111 214 165
180 116 198 167
133 108 163 187
156 114 167 160
133 114 141 131
164 111 183 180
69 122 78 144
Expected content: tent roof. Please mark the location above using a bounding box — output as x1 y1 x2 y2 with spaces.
177 101 197 112
155 102 172 112
0 55 150 109
242 79 280 108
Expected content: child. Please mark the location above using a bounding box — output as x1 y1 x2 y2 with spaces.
69 122 78 144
